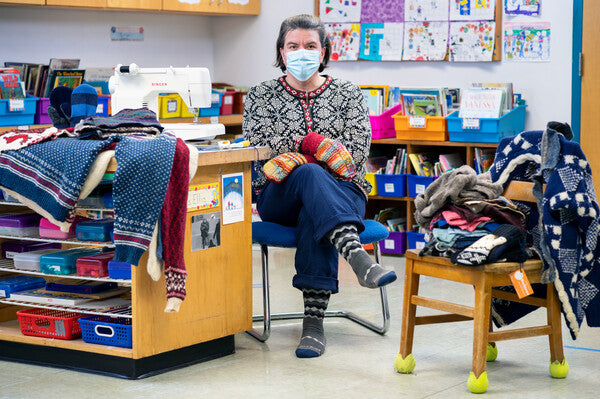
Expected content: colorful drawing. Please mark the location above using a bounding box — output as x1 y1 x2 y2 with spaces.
503 22 550 62
505 0 540 16
361 0 404 23
450 0 496 21
320 0 362 23
325 23 361 61
187 183 220 211
359 23 404 61
222 172 244 225
402 22 449 61
449 21 495 62
405 0 450 22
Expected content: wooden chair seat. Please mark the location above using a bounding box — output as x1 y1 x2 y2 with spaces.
395 182 568 394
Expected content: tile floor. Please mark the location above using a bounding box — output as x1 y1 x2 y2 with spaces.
0 247 599 398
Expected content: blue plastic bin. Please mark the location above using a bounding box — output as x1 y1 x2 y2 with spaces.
76 218 114 242
447 105 526 143
407 175 437 198
39 247 103 275
0 94 38 126
108 260 131 279
380 231 406 255
374 174 407 197
0 276 46 298
79 315 132 348
96 95 110 116
407 231 427 250
199 90 223 117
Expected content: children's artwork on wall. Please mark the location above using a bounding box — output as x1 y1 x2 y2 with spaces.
187 183 219 212
320 0 362 23
361 0 404 23
359 23 404 61
503 21 550 62
450 0 496 21
222 172 244 225
402 22 449 61
405 0 450 22
449 21 495 61
504 0 540 16
325 23 361 61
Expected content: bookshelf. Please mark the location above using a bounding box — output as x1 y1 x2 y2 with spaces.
369 139 499 242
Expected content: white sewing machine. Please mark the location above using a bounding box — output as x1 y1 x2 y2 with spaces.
108 63 225 140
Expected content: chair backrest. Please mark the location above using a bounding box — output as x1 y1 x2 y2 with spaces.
502 180 536 202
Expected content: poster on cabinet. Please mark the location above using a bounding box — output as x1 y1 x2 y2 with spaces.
222 172 244 225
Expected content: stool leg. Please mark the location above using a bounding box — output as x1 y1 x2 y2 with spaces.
468 272 492 393
396 256 419 374
547 283 569 378
246 244 271 342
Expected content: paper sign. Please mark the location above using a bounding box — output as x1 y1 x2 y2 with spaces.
409 116 426 128
384 239 395 249
462 118 481 129
9 98 25 112
509 268 534 298
222 173 244 225
384 183 395 193
188 183 220 211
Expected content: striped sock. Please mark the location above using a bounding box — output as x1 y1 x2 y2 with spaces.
327 224 397 288
295 288 331 358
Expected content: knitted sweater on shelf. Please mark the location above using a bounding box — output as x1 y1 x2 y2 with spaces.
112 132 176 265
0 136 116 228
489 125 600 339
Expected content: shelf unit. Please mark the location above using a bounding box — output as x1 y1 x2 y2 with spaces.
368 139 499 242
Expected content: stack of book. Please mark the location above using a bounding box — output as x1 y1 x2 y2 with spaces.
0 69 25 100
408 152 464 177
459 82 514 119
398 87 458 117
473 147 497 174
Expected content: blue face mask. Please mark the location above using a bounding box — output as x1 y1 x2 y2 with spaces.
285 49 321 82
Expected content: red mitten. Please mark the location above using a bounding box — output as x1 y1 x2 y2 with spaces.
300 132 356 179
263 152 317 183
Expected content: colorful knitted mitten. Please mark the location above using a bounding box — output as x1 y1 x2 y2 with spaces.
263 152 317 183
300 132 356 179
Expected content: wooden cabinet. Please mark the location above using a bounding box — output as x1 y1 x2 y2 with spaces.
46 0 106 7
162 0 260 15
107 0 161 9
369 139 498 237
0 0 44 4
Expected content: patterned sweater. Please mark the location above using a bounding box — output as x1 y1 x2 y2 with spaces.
242 76 372 196
489 126 600 339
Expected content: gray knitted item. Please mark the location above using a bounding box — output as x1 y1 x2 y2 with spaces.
414 165 504 229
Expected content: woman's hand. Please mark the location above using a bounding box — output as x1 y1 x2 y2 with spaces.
299 132 357 179
263 152 317 183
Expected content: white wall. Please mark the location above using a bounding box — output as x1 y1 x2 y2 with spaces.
0 6 215 73
213 0 573 131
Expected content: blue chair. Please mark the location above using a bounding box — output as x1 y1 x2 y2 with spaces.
247 219 391 342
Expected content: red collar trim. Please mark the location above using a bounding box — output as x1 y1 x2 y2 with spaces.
278 76 333 99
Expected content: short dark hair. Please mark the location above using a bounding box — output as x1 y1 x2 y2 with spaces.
274 14 331 73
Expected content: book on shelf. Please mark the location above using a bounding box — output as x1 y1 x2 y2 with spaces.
44 58 80 96
385 217 407 232
9 288 94 306
458 88 505 119
438 153 464 172
46 69 85 94
399 87 450 116
470 82 513 111
84 67 114 94
474 147 496 174
366 156 389 173
402 94 441 117
360 85 388 115
0 73 25 100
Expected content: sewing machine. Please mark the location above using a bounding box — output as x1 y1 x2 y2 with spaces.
108 63 225 140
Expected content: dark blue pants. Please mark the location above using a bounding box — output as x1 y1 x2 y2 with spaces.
257 164 366 293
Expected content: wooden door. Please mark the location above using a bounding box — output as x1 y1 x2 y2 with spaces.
162 0 260 15
581 1 600 192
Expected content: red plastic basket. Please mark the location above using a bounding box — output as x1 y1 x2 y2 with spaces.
17 308 83 340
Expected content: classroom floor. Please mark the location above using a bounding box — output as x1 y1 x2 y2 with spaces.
1 247 599 399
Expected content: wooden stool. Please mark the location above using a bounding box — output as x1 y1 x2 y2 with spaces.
395 181 568 393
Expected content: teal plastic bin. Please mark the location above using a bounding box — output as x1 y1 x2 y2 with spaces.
447 105 526 143
0 94 38 126
199 90 223 117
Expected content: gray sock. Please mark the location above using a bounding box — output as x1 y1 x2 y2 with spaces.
327 224 397 288
296 288 330 358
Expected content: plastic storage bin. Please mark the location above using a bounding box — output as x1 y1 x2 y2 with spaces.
39 216 88 239
34 97 51 124
199 90 223 117
39 247 103 275
76 218 114 242
374 174 407 197
0 276 46 298
380 231 406 255
159 94 181 118
0 213 42 236
108 260 131 279
0 94 38 126
231 90 247 114
446 105 527 143
13 248 66 272
393 112 448 141
365 172 378 196
407 175 437 198
79 315 132 348
370 104 403 139
17 308 83 340
1 240 61 259
96 94 111 116
219 91 234 115
76 251 115 278
46 280 117 294
407 231 427 250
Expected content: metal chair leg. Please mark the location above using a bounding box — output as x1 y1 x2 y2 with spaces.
247 241 391 342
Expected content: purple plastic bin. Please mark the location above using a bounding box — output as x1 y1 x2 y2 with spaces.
370 104 403 139
1 240 61 260
34 98 52 125
380 231 406 255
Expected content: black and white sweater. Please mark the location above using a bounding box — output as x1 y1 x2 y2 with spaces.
242 76 372 196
